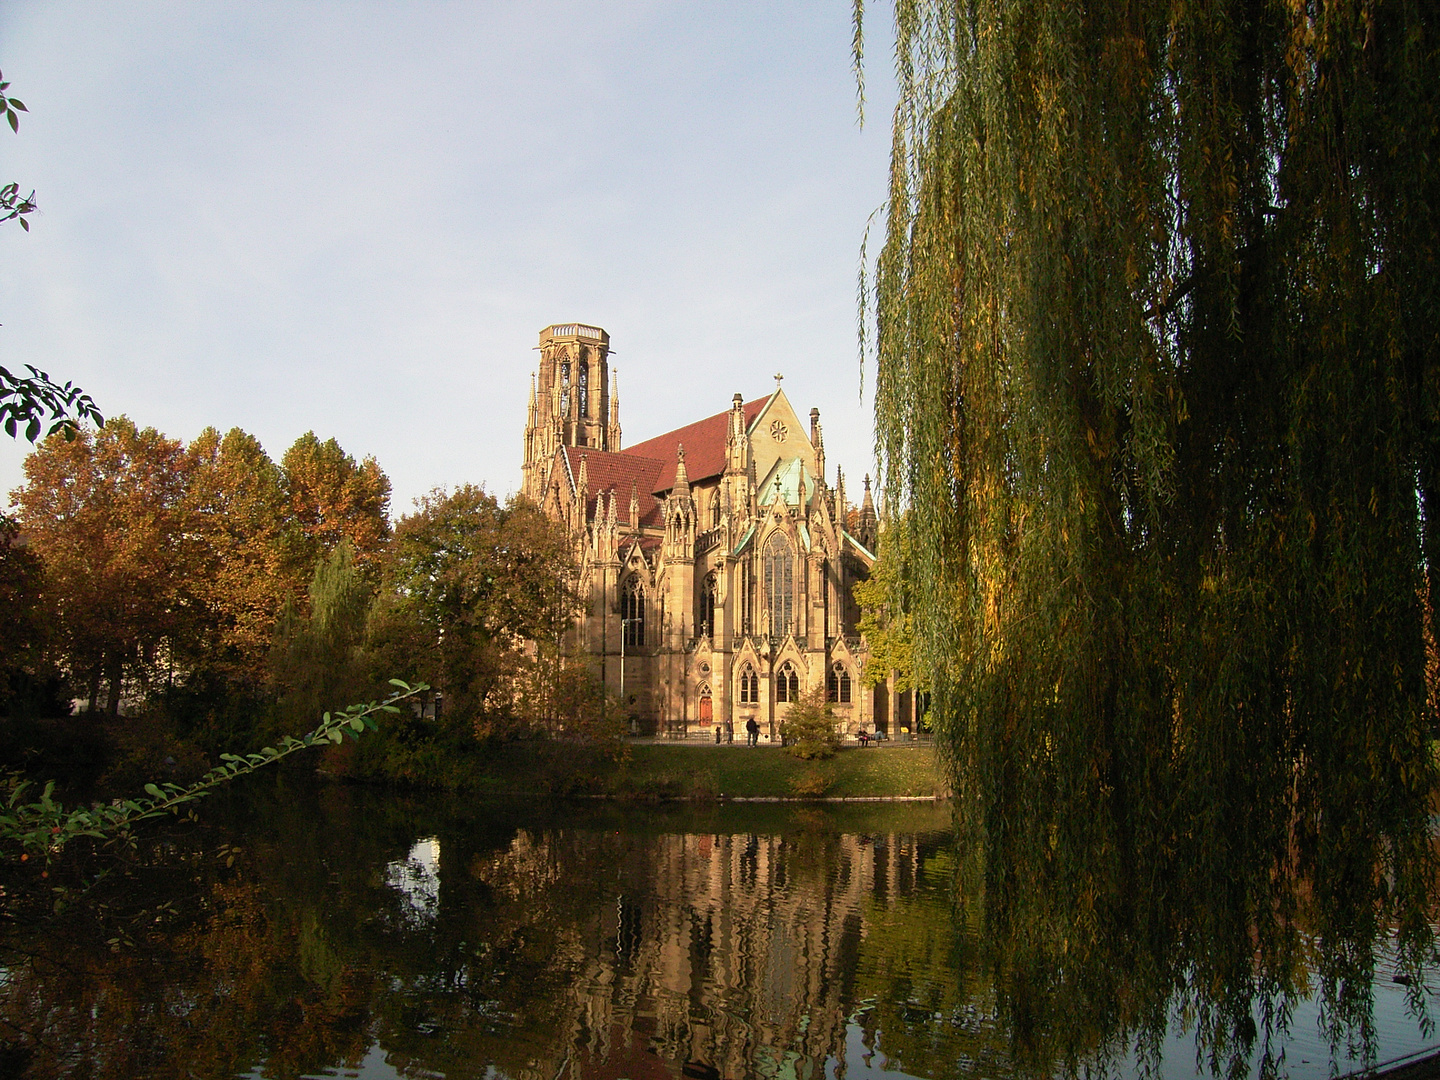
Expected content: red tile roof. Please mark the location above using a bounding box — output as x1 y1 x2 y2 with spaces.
563 446 667 530
622 396 770 492
562 395 770 530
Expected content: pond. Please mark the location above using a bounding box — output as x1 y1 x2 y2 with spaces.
0 778 1435 1079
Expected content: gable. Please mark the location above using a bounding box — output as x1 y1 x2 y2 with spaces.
747 390 815 488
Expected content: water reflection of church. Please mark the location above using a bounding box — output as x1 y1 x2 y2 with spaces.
521 322 890 738
461 825 958 1077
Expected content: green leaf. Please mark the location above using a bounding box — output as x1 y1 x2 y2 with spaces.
327 728 343 744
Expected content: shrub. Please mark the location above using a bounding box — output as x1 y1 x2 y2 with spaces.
789 769 831 798
780 686 841 760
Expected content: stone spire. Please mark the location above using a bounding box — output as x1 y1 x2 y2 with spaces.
608 369 622 450
629 482 639 532
858 474 879 549
672 444 690 499
521 374 540 499
810 407 825 482
577 453 589 520
663 444 696 562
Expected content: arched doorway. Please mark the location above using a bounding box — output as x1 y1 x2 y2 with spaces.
698 684 712 724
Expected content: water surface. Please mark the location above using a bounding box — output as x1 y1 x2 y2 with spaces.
0 780 1433 1079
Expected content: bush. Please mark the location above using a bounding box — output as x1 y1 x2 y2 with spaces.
789 769 831 797
779 686 842 760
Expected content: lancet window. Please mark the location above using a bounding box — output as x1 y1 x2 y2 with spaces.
738 663 759 704
579 361 589 417
827 662 852 704
763 533 794 637
621 577 645 648
775 661 799 703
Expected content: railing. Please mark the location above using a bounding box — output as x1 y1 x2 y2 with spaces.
695 528 722 555
545 324 606 341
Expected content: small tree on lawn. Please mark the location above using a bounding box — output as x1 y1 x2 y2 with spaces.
780 684 841 760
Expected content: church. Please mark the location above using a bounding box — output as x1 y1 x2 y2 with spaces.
521 322 880 739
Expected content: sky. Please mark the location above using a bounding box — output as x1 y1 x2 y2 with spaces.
0 1 898 517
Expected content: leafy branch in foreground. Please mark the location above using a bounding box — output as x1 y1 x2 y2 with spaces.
0 680 427 857
0 70 98 440
0 181 36 231
0 69 34 232
0 364 105 441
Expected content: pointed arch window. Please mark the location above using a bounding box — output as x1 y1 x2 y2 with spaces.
775 661 799 703
738 663 758 704
764 532 795 637
827 662 852 704
579 361 589 417
697 571 717 639
621 577 645 648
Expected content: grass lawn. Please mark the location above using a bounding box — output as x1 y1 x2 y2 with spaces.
607 743 947 800
350 734 948 801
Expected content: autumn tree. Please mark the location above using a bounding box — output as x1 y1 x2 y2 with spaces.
857 0 1439 1068
279 433 391 588
13 418 195 714
375 487 579 740
182 427 290 681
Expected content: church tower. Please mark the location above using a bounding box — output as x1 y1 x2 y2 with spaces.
522 323 615 501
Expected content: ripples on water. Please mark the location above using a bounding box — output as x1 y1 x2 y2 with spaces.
0 781 1434 1079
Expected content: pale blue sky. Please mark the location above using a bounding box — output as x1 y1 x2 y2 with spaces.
0 2 896 514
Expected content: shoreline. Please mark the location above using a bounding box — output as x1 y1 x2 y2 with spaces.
339 740 949 802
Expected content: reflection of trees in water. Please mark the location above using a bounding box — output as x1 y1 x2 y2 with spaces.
0 788 956 1079
0 784 1429 1079
934 782 1440 1080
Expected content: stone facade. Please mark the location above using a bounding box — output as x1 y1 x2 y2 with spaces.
521 323 879 739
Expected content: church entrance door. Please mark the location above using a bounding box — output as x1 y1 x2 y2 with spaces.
699 687 712 724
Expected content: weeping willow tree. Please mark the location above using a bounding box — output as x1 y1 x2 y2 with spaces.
858 0 1439 1073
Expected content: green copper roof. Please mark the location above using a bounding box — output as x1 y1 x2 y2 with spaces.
758 457 815 509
